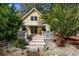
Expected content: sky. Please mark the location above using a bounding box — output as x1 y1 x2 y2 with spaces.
15 3 20 10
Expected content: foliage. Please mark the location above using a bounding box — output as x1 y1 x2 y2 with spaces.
0 4 22 40
13 39 28 48
43 4 79 38
19 3 52 16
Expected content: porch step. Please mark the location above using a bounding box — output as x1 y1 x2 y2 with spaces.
32 35 45 39
33 37 44 39
27 45 44 47
26 45 45 52
29 41 45 45
32 38 44 40
32 39 44 41
27 35 45 52
33 35 44 37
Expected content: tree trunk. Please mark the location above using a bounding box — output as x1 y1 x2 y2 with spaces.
54 35 65 47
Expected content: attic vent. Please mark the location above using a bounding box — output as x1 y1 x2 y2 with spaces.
33 9 36 13
33 9 35 11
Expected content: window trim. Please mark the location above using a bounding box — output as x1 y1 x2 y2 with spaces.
31 16 37 21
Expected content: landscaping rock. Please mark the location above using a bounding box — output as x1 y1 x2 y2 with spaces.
43 39 79 56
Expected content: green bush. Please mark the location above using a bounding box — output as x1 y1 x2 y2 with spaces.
13 39 28 48
0 4 22 41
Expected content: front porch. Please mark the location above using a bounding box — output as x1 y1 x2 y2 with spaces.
26 25 44 35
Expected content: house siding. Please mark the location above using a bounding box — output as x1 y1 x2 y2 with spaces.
23 11 42 26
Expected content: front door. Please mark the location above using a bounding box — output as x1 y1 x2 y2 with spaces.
30 26 38 34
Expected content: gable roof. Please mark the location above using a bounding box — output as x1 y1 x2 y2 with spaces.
22 8 42 20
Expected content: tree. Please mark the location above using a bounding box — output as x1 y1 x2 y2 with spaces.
19 3 52 16
43 4 79 46
0 4 22 41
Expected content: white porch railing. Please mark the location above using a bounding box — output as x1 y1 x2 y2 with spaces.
42 31 54 40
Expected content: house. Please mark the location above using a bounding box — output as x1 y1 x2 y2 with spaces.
17 8 51 51
21 8 50 36
17 8 53 52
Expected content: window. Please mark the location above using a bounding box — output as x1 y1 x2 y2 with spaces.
31 16 33 21
31 16 37 21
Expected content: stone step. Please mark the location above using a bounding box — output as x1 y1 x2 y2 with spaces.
33 37 44 40
26 45 45 52
32 35 45 39
33 35 44 37
29 42 45 45
27 45 45 47
32 39 44 41
30 41 45 44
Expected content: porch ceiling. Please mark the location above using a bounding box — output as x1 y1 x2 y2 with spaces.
25 24 43 26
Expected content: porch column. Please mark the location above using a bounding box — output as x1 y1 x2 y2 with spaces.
38 26 42 35
26 26 31 35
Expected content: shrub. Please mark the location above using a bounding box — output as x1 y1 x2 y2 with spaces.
13 39 28 48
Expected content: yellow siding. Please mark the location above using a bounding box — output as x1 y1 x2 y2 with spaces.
23 11 42 26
